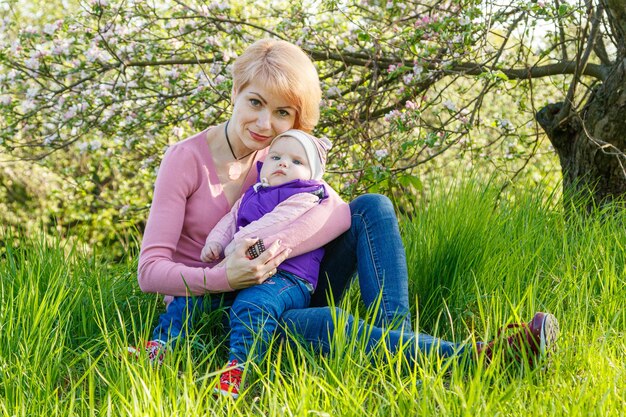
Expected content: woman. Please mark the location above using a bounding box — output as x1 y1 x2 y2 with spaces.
137 38 558 382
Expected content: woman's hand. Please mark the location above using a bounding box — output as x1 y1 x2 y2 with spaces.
224 238 291 290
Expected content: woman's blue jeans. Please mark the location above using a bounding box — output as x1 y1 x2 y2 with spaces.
152 194 463 364
313 194 412 330
153 272 311 364
290 194 462 360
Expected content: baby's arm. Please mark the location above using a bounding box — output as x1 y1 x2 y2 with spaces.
200 241 224 263
202 197 242 261
241 181 350 257
225 192 320 256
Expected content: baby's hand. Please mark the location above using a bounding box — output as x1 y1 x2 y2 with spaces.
201 241 223 262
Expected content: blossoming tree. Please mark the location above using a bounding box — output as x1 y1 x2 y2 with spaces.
0 0 622 249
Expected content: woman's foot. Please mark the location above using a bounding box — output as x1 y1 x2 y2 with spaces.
477 312 559 366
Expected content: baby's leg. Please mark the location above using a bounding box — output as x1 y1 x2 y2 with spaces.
228 272 311 364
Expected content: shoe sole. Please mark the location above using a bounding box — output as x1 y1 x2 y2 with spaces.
539 313 559 357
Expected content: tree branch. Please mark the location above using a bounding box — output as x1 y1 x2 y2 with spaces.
558 1 604 123
603 0 626 52
450 60 608 81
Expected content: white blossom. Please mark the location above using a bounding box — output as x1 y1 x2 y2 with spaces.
43 133 59 145
165 68 180 79
52 40 72 56
24 57 40 70
77 142 89 152
375 149 389 159
63 106 77 120
498 118 513 131
326 86 341 98
43 21 62 35
172 126 184 138
26 86 40 98
443 100 457 112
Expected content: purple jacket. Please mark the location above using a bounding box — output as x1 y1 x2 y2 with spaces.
237 175 327 289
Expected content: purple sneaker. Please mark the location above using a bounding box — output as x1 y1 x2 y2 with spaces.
478 312 559 366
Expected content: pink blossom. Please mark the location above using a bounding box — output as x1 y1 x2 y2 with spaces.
90 0 109 7
63 107 77 120
415 15 435 28
405 100 418 110
384 109 402 122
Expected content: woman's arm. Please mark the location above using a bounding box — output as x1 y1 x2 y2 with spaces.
137 145 233 296
137 143 291 295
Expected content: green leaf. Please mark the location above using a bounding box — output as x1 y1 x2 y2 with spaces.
397 174 423 191
357 31 370 42
494 70 509 81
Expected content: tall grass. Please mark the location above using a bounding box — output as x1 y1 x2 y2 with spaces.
1 181 624 416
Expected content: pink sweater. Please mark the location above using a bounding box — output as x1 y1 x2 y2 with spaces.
138 129 351 296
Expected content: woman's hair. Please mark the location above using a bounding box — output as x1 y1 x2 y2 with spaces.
232 38 321 133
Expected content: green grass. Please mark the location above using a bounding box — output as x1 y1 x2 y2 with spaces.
1 181 625 416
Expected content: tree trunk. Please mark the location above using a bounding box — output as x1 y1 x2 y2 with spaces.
537 58 626 211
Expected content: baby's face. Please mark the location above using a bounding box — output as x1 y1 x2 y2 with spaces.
260 136 312 186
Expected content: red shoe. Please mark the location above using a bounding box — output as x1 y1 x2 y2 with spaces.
214 360 243 399
127 340 167 365
478 312 559 366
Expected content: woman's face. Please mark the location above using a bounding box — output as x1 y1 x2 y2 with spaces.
230 81 298 152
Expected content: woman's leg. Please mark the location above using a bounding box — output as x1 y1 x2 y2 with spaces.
152 292 238 346
313 194 411 329
279 307 463 364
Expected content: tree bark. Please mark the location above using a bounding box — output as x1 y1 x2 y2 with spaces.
537 58 626 211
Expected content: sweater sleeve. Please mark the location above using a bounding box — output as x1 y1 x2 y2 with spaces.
240 182 350 257
206 197 241 250
231 192 320 243
137 145 233 296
